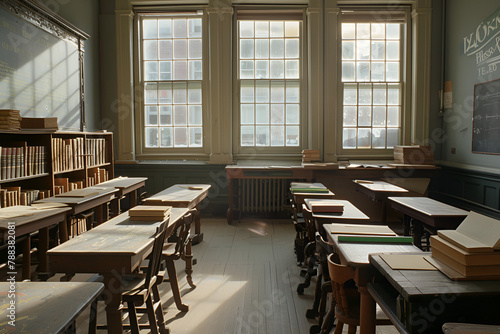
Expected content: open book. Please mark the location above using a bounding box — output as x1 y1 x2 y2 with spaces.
437 211 500 253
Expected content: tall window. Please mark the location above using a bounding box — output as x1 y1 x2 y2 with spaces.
341 13 406 150
140 14 203 149
237 19 302 148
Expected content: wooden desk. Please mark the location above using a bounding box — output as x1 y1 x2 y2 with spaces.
325 229 420 334
98 177 147 213
0 205 71 280
292 183 335 213
354 181 409 223
143 184 211 244
388 197 469 249
0 281 104 333
35 186 118 228
47 207 188 334
369 253 500 334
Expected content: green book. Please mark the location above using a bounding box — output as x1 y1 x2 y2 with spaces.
338 235 414 244
291 188 330 193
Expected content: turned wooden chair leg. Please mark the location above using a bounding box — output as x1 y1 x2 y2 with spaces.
165 259 189 312
146 298 160 334
152 285 169 334
127 302 140 334
183 238 196 288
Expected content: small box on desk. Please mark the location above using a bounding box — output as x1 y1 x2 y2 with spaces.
393 145 434 165
21 117 58 130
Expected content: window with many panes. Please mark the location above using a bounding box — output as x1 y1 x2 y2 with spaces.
237 18 302 148
140 14 203 149
341 12 405 150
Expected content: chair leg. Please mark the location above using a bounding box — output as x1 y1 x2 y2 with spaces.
127 302 140 334
152 285 169 334
347 325 357 334
183 238 196 288
318 281 332 325
333 321 344 334
146 297 160 334
165 259 189 312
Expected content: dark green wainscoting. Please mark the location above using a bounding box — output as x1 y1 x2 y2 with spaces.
114 163 229 217
430 165 500 219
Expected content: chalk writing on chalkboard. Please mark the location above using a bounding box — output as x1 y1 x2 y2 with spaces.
473 79 500 154
0 0 88 130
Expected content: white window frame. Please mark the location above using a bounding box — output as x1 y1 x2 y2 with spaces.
232 7 307 160
336 6 412 159
133 8 210 161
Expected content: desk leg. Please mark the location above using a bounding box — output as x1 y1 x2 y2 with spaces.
191 204 204 245
59 216 69 243
37 227 49 274
102 274 123 334
413 220 423 250
227 177 233 224
22 235 31 280
130 190 138 207
403 214 411 236
95 204 104 224
109 198 120 218
359 285 376 334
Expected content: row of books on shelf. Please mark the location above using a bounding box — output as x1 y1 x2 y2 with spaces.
87 168 109 186
0 187 51 208
86 138 106 167
52 137 85 173
0 146 46 180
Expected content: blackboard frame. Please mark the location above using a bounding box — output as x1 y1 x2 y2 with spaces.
472 78 500 155
0 0 89 130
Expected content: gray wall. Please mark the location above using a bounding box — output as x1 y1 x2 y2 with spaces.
441 0 500 168
54 0 101 131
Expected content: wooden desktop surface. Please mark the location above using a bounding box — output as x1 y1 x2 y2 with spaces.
48 207 189 334
0 281 104 334
143 184 211 208
369 253 500 333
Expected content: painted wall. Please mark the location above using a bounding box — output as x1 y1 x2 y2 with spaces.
441 0 500 170
55 0 101 131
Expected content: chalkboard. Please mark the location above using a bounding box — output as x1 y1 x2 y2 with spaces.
0 0 88 130
472 79 500 155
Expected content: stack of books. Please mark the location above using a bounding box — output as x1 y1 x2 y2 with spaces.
393 145 434 165
128 205 171 221
290 182 329 193
0 110 21 130
308 200 344 213
20 117 58 130
302 149 320 163
430 212 500 278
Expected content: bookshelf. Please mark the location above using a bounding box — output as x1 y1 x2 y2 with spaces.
0 130 114 207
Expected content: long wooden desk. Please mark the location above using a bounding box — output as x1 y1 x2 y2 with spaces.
225 165 440 224
47 207 189 334
354 180 409 223
0 204 71 280
98 176 147 214
35 186 119 228
369 253 500 333
143 184 211 244
324 228 420 334
0 281 104 333
388 197 469 249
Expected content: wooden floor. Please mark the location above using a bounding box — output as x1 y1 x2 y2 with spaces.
64 218 399 333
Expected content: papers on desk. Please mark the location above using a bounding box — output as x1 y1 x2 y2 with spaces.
328 223 395 236
381 254 438 271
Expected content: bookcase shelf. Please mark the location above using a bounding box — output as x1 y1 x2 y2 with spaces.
0 130 114 207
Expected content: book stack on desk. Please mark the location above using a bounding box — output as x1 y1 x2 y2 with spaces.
128 205 171 221
308 200 344 213
429 212 500 278
302 149 320 162
0 110 21 130
290 182 329 193
393 145 434 165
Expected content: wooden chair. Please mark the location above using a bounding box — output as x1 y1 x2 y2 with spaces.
297 204 319 295
290 201 308 265
327 253 392 334
120 219 170 334
160 209 197 312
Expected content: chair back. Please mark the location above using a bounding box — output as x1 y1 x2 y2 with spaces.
327 253 359 318
301 204 316 240
171 209 196 257
143 217 170 291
